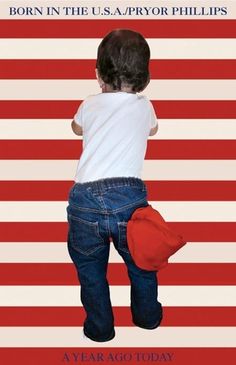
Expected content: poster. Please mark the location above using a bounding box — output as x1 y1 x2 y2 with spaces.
0 0 235 364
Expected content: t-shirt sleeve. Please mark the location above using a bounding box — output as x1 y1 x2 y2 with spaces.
73 101 84 128
149 100 158 129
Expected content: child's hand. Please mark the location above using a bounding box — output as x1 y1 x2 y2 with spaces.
149 124 158 136
71 120 83 136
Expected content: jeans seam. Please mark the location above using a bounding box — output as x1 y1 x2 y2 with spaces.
68 213 99 226
97 194 106 210
69 197 148 214
87 184 145 194
117 221 130 254
68 202 107 214
112 197 148 213
97 194 111 237
69 241 107 256
105 184 143 190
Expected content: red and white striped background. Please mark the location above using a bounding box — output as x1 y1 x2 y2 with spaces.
0 4 236 365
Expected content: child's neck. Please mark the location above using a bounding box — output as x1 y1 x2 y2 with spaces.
101 84 136 94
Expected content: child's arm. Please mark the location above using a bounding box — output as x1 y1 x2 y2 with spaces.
71 120 83 135
148 100 158 136
72 100 85 135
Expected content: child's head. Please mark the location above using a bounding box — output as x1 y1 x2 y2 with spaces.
96 29 150 93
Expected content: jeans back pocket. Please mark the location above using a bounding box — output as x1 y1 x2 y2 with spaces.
68 214 105 255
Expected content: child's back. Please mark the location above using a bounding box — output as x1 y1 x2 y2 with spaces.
74 91 157 183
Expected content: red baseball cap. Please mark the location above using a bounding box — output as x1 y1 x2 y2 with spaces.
127 204 186 271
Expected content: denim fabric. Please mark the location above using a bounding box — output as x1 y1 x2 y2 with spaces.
66 176 163 342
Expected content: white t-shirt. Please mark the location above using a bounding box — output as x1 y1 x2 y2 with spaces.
73 92 158 183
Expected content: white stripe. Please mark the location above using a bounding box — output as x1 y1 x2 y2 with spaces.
0 242 235 263
143 160 236 180
1 39 236 59
1 80 236 100
1 160 236 180
168 242 236 263
0 201 235 222
0 327 235 348
156 119 236 140
0 119 77 140
0 286 235 306
1 119 236 140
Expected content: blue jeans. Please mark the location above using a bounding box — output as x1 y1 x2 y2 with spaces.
66 177 163 342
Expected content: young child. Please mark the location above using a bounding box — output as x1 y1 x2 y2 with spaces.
67 29 162 342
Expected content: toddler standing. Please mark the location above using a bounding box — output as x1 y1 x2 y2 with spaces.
67 29 162 342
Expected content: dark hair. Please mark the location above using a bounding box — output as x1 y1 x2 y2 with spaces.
96 29 150 92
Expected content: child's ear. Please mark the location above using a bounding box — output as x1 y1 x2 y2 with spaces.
95 68 99 80
95 68 104 88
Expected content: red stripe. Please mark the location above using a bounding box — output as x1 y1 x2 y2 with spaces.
0 307 235 327
0 140 81 159
0 223 67 242
154 101 236 119
0 263 235 285
173 222 236 242
1 140 235 159
1 60 236 79
1 222 236 242
0 181 71 201
0 348 235 365
1 101 236 118
1 20 236 38
0 60 94 80
1 181 236 201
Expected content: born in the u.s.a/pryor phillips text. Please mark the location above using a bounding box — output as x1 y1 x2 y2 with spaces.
9 5 228 16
